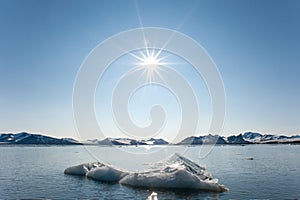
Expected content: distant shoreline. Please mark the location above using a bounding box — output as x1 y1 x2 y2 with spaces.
1 142 299 146
1 131 299 146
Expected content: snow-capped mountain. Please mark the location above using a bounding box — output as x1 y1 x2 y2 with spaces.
1 131 299 145
87 132 300 146
227 134 250 144
242 132 263 142
85 137 169 145
0 132 81 145
242 132 300 143
143 138 169 145
177 132 300 145
242 132 282 143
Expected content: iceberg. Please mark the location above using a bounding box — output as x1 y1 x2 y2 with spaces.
64 153 228 192
64 162 129 182
147 192 158 200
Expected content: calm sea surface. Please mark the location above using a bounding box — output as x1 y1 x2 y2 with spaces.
0 145 299 199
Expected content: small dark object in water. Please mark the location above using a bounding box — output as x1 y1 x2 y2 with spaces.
246 157 254 160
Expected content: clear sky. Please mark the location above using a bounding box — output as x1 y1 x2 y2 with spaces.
0 0 299 140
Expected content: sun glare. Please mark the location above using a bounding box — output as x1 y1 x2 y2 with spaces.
130 48 168 82
141 54 160 66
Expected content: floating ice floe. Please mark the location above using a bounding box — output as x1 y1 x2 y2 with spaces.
64 162 129 182
147 192 158 200
64 153 228 192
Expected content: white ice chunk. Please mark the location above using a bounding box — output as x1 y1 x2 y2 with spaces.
64 162 128 182
64 153 228 192
64 162 102 176
119 153 228 192
86 165 128 182
146 192 158 200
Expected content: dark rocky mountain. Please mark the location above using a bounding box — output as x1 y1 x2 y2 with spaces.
204 134 227 144
227 134 250 144
0 132 81 145
177 136 204 145
177 135 227 145
291 135 300 139
144 138 169 145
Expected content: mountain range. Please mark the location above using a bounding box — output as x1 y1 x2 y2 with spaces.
85 137 169 145
0 132 81 145
0 131 299 145
178 132 300 145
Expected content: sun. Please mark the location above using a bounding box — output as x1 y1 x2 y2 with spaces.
130 48 167 82
140 53 160 66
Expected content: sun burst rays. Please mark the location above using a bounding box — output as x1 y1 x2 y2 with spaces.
130 48 170 83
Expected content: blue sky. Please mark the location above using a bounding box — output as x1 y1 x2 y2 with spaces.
0 0 299 140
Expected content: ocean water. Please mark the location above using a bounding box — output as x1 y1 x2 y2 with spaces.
0 145 299 199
